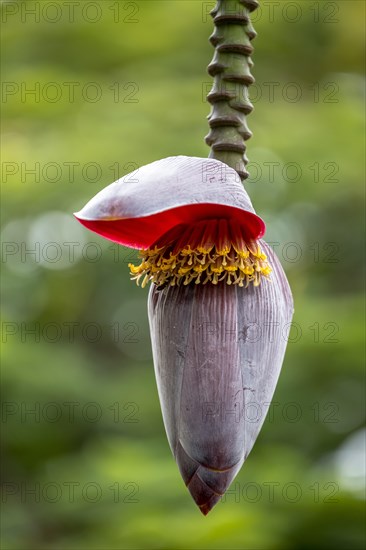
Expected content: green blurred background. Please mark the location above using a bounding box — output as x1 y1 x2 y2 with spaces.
1 0 365 548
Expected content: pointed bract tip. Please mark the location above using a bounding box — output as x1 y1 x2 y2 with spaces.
74 211 87 223
199 502 215 516
175 441 241 515
187 469 222 515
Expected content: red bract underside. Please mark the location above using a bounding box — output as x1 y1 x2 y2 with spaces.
74 203 265 249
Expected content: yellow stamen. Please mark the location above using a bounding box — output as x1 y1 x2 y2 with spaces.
129 219 271 288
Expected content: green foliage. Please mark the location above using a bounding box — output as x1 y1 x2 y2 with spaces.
1 1 365 549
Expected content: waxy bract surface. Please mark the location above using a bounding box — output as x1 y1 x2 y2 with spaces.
75 156 265 248
148 242 294 514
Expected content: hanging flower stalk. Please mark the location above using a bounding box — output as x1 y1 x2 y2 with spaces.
206 0 258 180
75 0 293 516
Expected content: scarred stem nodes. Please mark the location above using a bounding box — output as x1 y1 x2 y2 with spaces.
129 219 271 288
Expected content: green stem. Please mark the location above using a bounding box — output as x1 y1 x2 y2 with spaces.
205 0 259 181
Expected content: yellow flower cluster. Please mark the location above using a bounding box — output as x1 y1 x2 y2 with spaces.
129 219 271 288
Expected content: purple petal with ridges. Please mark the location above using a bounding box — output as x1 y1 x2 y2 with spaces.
148 242 293 514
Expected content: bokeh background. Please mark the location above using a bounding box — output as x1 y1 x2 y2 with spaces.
1 0 365 548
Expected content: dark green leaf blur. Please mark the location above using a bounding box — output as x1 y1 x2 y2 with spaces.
1 0 365 548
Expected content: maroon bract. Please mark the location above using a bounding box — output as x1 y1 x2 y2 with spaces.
75 156 264 246
148 243 293 515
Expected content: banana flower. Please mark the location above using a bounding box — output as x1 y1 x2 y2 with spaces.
75 155 293 515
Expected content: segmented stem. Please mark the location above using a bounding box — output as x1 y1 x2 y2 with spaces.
205 0 259 180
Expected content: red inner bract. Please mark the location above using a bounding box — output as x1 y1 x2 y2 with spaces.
75 203 265 249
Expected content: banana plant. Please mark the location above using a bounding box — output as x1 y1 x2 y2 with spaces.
75 0 294 515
